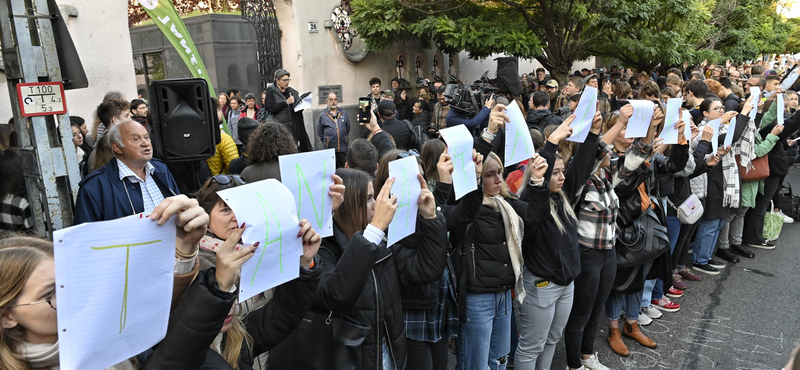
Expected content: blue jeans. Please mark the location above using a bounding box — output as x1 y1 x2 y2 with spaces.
456 290 512 370
605 290 643 321
692 218 727 265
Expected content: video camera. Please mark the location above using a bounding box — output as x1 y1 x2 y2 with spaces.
443 71 497 117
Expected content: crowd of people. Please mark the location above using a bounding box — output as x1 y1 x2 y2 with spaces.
1 57 800 370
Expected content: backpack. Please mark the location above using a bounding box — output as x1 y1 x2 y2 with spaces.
403 119 425 150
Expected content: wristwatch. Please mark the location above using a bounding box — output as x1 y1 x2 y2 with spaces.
482 128 496 141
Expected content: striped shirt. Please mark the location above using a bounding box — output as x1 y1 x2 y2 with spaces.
116 159 164 214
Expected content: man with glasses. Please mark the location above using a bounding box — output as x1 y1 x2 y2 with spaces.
317 92 351 168
263 68 313 152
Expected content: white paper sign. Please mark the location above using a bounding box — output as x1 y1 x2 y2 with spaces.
439 125 477 200
294 93 313 112
749 87 760 121
682 110 693 143
504 102 535 166
387 156 422 245
625 100 656 138
707 118 722 152
567 86 597 143
279 149 335 237
217 179 303 301
54 214 176 370
658 98 683 144
778 93 785 126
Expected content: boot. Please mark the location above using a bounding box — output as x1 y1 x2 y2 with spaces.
623 321 657 349
607 326 630 357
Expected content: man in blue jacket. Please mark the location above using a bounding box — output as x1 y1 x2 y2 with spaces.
317 92 350 168
74 119 180 224
445 93 494 135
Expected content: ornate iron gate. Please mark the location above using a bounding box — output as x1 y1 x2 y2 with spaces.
240 0 282 92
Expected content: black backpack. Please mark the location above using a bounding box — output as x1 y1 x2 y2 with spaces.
403 119 425 150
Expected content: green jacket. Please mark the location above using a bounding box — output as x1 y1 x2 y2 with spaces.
741 131 779 208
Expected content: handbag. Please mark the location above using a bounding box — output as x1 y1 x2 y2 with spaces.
666 194 704 224
615 207 670 268
764 201 784 241
736 154 769 181
267 310 369 370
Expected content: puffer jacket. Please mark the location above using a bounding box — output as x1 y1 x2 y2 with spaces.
316 213 448 370
206 131 239 175
317 108 350 153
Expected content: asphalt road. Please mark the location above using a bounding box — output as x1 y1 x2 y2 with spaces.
449 167 800 370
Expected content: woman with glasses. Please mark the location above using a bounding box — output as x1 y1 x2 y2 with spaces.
142 174 330 369
263 69 312 152
0 194 210 370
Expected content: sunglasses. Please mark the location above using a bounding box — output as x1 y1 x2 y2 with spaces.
211 175 246 186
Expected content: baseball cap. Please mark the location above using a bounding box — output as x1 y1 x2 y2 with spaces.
378 100 396 116
545 79 559 88
382 90 396 99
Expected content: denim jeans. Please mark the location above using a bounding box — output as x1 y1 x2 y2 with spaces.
456 290 512 370
717 207 748 249
692 218 727 265
605 290 643 321
514 269 574 370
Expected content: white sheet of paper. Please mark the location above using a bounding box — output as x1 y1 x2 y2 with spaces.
625 100 655 138
439 125 477 200
504 102 535 166
567 86 598 143
778 93 785 126
279 149 335 237
749 87 760 121
658 98 683 144
387 156 422 245
707 118 722 152
723 118 737 148
294 93 313 112
682 110 692 142
54 214 176 370
217 179 302 301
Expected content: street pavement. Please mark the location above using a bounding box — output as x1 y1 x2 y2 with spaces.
449 167 800 370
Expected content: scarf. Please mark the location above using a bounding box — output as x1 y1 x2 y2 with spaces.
19 341 137 370
482 195 526 303
735 118 758 174
717 119 751 208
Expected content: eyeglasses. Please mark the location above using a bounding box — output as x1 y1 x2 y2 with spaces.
711 106 725 112
398 149 420 159
211 175 247 186
280 78 291 82
10 290 56 311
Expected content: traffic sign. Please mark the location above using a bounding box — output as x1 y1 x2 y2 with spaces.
16 82 67 117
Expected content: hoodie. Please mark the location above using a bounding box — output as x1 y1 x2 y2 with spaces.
526 108 563 134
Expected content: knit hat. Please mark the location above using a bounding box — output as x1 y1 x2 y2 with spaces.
237 117 259 143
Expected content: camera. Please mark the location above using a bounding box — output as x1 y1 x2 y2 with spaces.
443 72 497 117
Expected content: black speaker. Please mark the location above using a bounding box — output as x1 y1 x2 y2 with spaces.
151 78 218 161
495 57 523 96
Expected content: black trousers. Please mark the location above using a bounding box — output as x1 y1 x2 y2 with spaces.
564 247 617 369
673 220 700 270
743 175 781 244
405 337 449 370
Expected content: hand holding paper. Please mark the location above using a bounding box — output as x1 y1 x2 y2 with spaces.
567 86 597 143
439 125 478 199
504 102 536 166
707 118 722 152
625 100 656 138
294 92 313 112
387 156 422 245
748 87 760 120
658 98 683 144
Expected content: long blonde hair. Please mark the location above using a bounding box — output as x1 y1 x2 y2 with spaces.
515 153 577 234
482 152 514 198
0 238 53 370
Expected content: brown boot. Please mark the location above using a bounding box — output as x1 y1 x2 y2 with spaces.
607 326 630 357
623 321 657 349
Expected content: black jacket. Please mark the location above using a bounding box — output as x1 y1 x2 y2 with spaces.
702 114 749 220
411 111 432 129
667 140 712 217
316 214 448 370
761 109 800 177
723 93 742 112
380 117 415 151
142 264 320 370
526 108 563 134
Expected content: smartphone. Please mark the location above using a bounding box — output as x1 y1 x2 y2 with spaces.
358 97 371 124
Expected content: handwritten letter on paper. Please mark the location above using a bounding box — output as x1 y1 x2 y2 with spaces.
658 98 683 145
217 179 303 301
505 102 535 166
625 100 656 138
279 149 335 237
439 125 477 200
567 86 597 143
54 214 176 370
388 156 422 245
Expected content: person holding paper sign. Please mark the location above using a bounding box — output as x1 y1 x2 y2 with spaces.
311 167 446 370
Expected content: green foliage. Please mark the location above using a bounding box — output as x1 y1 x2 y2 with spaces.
785 18 800 54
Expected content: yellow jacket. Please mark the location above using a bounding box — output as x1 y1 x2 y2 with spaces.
206 131 239 175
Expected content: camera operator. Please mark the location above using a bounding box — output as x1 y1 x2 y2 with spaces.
443 84 495 135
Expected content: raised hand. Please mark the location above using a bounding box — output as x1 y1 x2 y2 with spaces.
701 125 714 141
298 219 321 267
149 195 209 257
721 110 738 123
215 225 256 292
488 104 510 135
417 174 437 219
437 152 454 184
548 115 575 144
330 174 345 213
370 177 398 231
530 154 548 180
473 149 484 177
590 111 603 134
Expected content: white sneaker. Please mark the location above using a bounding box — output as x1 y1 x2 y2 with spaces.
641 305 663 319
637 312 653 326
777 210 795 223
581 353 610 370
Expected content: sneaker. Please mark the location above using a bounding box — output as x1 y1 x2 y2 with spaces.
692 263 720 275
716 248 740 263
707 259 726 269
641 305 662 319
580 353 610 370
776 210 795 223
637 312 653 326
652 297 681 312
731 244 755 258
672 273 688 290
666 287 684 298
749 240 776 250
679 269 703 282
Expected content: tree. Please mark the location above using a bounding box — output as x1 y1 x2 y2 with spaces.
128 0 241 27
350 0 613 83
696 0 788 63
784 18 800 54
